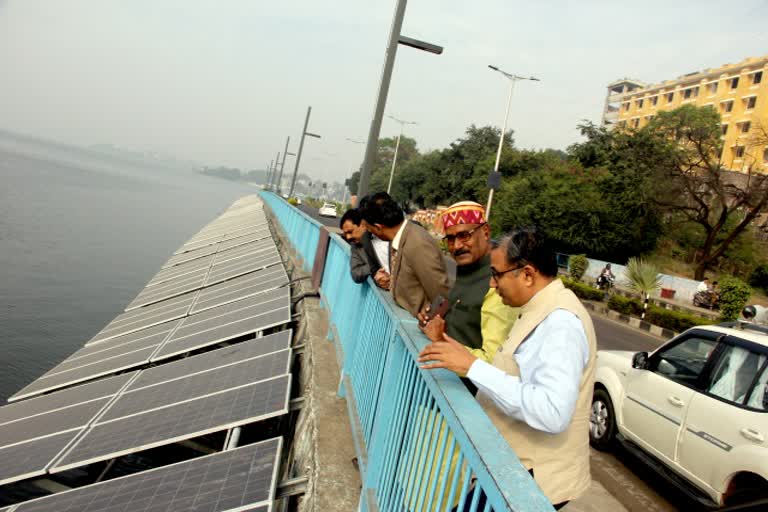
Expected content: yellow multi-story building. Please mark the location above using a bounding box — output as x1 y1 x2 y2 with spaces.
603 55 768 173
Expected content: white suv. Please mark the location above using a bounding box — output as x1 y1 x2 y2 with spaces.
591 322 768 508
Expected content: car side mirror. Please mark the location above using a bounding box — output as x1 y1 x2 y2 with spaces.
632 352 649 370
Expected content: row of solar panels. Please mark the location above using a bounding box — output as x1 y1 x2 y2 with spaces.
1 196 293 511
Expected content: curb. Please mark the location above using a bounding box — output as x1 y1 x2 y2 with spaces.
583 301 678 340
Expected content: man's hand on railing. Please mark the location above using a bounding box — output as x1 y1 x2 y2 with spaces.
418 313 445 343
418 333 478 375
373 269 390 290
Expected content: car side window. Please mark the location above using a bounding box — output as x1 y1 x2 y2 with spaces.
707 344 766 406
746 364 768 411
650 335 717 387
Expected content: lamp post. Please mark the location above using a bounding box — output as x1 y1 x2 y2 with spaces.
275 137 297 196
485 65 540 219
288 106 321 198
385 115 417 194
265 160 273 190
356 0 443 198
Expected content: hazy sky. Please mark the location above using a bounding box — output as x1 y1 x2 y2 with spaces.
1 0 766 183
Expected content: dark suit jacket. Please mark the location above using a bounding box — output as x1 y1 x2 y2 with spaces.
349 232 382 283
390 222 450 316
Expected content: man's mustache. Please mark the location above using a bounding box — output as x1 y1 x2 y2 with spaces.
453 249 470 257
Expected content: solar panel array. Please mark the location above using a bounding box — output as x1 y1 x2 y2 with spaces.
2 196 293 510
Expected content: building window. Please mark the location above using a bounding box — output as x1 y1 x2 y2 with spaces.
730 77 740 89
708 82 718 94
665 92 674 103
631 118 640 129
738 121 751 134
753 71 763 85
721 124 728 135
617 120 626 128
644 115 654 123
650 96 658 106
744 96 757 110
734 146 745 158
763 148 768 163
623 102 631 111
721 100 734 113
637 99 644 109
683 87 699 99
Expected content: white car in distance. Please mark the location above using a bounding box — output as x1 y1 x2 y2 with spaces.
591 322 768 508
318 203 337 218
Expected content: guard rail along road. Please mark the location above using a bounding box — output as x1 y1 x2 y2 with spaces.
260 191 553 512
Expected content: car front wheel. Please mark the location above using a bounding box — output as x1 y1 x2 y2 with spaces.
590 388 617 451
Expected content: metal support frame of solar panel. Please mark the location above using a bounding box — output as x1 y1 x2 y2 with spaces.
0 373 137 485
152 287 291 362
10 322 180 401
15 438 282 512
85 291 197 346
52 362 291 471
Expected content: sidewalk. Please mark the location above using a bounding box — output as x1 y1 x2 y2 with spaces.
566 481 630 512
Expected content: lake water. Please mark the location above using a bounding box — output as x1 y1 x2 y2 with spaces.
0 137 254 402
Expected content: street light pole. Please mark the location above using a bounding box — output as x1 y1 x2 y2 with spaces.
386 115 416 194
266 160 273 190
289 106 321 198
485 65 540 219
273 151 282 194
276 136 295 196
357 0 443 198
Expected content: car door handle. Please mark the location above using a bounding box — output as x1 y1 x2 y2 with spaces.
667 396 685 407
740 428 765 443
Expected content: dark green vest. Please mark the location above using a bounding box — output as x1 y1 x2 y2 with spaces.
445 254 491 350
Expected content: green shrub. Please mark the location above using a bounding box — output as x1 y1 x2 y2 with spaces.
568 254 589 282
749 263 768 292
644 305 713 332
608 295 643 316
718 276 752 322
287 197 299 206
561 277 604 301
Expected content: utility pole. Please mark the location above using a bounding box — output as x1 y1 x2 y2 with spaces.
485 65 540 219
273 151 281 194
289 106 321 198
386 115 417 194
276 137 295 196
357 0 443 197
265 160 273 190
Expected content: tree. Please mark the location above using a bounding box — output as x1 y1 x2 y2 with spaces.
643 105 768 279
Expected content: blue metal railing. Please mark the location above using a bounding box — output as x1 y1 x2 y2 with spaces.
260 192 552 512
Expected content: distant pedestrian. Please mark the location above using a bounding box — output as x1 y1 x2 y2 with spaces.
360 192 450 317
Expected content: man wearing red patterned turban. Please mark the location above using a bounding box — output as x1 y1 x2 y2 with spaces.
419 201 517 392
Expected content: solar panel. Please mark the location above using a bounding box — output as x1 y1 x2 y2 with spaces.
173 235 224 255
53 375 290 471
205 251 282 286
0 398 109 449
86 292 196 346
99 351 290 423
217 230 273 252
190 266 288 314
153 289 290 361
125 270 208 311
212 239 277 266
146 255 214 287
0 431 80 486
129 331 291 391
15 437 282 512
2 373 134 424
161 244 217 269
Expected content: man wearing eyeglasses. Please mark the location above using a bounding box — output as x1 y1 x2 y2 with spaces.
418 226 596 510
419 202 517 374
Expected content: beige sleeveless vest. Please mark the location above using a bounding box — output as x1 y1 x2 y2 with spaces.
477 279 596 505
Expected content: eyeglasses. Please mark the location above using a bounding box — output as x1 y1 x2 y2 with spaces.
443 223 485 244
490 265 524 282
